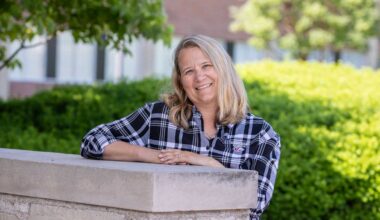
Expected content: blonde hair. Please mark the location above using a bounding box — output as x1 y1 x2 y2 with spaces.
162 35 248 129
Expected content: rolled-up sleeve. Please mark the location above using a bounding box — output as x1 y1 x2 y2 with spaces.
240 122 281 219
80 103 152 159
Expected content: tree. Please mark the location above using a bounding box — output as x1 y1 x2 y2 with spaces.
230 0 379 61
0 0 172 71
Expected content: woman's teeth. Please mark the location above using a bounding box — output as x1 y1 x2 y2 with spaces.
196 83 212 90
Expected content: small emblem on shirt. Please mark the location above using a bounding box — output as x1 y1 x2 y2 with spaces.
233 145 245 152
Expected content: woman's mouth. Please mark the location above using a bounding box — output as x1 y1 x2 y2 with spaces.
195 83 213 90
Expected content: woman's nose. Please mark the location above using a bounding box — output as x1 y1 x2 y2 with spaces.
194 68 206 81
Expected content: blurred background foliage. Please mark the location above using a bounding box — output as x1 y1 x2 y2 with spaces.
0 0 172 70
1 61 379 219
230 0 380 61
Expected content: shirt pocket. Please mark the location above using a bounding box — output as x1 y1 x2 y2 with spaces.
212 137 250 169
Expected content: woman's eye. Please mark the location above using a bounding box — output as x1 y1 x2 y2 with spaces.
203 64 212 69
183 70 193 75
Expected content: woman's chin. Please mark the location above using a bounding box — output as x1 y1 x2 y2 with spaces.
194 98 217 107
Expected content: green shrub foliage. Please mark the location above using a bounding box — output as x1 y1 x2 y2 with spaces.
0 78 170 153
0 62 379 219
237 61 380 220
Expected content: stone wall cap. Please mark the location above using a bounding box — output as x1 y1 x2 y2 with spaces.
0 148 258 212
0 148 254 174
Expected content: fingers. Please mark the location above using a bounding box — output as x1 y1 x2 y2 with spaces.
158 149 186 165
158 149 180 164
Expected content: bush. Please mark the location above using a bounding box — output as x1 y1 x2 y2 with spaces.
0 62 379 219
237 61 380 220
0 78 170 154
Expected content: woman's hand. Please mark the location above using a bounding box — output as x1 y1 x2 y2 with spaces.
158 149 225 168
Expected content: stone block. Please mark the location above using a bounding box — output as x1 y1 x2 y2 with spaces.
0 212 19 220
0 148 257 213
29 204 124 220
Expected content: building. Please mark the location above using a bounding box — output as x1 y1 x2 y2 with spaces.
2 0 379 99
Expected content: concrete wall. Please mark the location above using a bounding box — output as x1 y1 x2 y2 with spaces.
0 148 258 220
0 68 9 101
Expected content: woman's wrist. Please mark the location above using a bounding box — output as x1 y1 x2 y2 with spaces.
204 156 225 168
136 147 162 164
189 152 224 168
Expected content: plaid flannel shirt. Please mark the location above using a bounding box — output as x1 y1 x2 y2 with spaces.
81 101 281 219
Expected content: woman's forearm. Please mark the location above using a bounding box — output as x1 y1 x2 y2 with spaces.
103 142 224 168
158 149 225 168
196 155 225 168
103 141 162 164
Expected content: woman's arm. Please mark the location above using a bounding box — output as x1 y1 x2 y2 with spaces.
103 142 224 167
103 141 162 164
241 122 281 219
158 149 225 168
81 103 152 159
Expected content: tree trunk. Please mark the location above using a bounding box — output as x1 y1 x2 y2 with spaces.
299 53 308 61
377 37 380 69
333 50 341 63
377 0 380 68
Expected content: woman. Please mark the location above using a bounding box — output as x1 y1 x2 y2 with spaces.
81 34 281 219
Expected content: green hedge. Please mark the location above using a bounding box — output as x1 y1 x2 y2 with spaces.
1 61 379 219
0 78 170 154
237 61 380 220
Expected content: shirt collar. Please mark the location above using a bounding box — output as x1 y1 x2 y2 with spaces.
191 105 232 129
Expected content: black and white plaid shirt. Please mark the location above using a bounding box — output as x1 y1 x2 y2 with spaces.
81 101 281 219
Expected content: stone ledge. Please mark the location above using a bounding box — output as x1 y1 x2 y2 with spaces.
0 193 250 220
0 148 257 213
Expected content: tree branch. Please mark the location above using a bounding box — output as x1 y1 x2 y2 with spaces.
0 40 25 71
23 40 48 49
0 39 49 71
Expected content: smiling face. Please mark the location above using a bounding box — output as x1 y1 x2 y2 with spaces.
178 47 218 109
